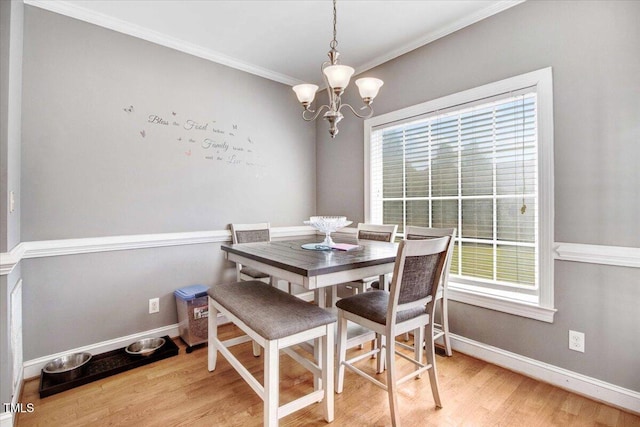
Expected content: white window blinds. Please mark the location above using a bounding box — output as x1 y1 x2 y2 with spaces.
370 90 538 290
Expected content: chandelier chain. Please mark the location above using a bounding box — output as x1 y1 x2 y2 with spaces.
330 0 338 50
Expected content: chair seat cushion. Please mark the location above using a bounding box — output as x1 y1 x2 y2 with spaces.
240 266 269 279
335 290 427 325
209 281 336 340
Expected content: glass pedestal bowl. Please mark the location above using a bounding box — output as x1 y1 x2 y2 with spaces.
304 216 353 247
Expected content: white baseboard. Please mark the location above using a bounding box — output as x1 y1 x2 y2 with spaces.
21 312 238 381
450 333 640 415
0 365 23 427
23 324 180 379
0 412 12 427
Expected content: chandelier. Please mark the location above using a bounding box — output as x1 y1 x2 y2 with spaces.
292 0 384 138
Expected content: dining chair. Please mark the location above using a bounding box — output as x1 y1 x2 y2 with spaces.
404 226 456 356
335 237 450 427
341 223 398 296
230 222 272 283
370 226 456 356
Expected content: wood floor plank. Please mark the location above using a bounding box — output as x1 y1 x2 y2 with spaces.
17 324 640 426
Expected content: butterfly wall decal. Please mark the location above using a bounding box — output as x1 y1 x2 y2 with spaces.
123 105 134 113
140 130 146 138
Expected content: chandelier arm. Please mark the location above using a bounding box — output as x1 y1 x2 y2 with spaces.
339 103 374 119
302 104 330 122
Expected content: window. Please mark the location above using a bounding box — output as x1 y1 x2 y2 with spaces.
365 68 555 322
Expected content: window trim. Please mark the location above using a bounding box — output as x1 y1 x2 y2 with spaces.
364 67 555 322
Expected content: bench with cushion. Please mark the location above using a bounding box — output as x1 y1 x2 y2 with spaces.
208 280 336 426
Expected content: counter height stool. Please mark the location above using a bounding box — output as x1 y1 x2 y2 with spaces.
370 226 457 357
335 237 450 427
404 226 456 356
208 280 336 427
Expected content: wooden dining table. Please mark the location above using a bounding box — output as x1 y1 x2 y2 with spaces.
220 236 399 307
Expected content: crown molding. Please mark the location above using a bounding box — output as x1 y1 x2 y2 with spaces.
354 0 526 77
22 0 304 86
23 0 524 88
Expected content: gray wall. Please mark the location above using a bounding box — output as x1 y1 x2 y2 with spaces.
1 0 24 410
21 243 236 359
317 0 640 391
22 8 316 241
0 0 22 253
17 7 316 359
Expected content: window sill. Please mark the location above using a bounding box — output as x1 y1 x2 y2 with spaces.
448 281 556 323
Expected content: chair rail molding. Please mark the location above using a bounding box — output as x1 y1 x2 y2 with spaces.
3 236 638 276
554 242 640 269
0 226 317 275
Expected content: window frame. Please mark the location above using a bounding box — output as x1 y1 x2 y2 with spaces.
364 68 555 322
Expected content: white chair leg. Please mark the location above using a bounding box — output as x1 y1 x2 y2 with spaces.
323 323 335 422
376 334 386 373
414 327 424 379
425 324 442 408
326 286 338 308
335 314 348 394
252 341 262 357
440 297 452 356
386 335 401 427
313 337 322 391
264 339 279 427
207 297 218 371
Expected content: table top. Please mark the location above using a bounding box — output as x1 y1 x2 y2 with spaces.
221 237 398 278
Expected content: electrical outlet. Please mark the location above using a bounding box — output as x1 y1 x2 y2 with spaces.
569 330 585 352
149 298 160 314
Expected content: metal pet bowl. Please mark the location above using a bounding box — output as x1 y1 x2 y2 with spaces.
125 337 166 356
43 352 92 382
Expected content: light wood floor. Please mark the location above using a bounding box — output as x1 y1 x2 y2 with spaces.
18 324 640 427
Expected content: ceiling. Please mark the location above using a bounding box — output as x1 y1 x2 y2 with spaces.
25 0 523 87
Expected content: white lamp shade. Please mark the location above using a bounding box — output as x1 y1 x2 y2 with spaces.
292 84 319 104
323 65 355 90
355 78 384 100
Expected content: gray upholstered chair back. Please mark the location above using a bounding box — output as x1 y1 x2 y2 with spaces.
397 253 440 305
230 223 271 244
387 237 450 325
405 226 456 286
356 223 398 243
